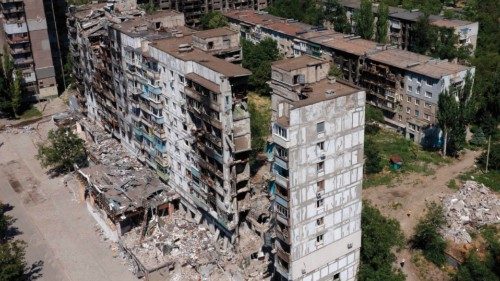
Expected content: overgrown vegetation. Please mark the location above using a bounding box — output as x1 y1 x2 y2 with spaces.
363 129 448 188
324 0 351 33
267 0 324 26
354 0 375 39
0 47 27 118
437 72 474 156
359 202 406 281
248 93 271 165
200 11 228 29
455 226 500 281
36 127 87 173
376 1 389 43
411 202 447 266
0 203 27 281
241 38 281 95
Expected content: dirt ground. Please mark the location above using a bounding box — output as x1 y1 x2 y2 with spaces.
0 98 137 281
363 149 482 281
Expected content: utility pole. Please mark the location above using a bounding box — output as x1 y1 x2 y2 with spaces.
485 135 491 173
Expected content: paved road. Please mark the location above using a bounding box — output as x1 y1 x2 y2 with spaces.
0 121 137 281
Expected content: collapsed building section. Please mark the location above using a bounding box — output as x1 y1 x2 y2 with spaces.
268 56 365 280
68 0 257 254
226 10 474 145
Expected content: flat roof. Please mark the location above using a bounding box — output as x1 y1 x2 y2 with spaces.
152 36 251 77
291 79 362 108
194 27 237 39
431 18 475 28
272 55 326 71
367 48 470 78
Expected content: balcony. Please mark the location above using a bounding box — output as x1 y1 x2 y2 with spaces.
6 35 28 45
184 86 220 112
13 57 33 66
275 242 290 263
10 46 30 55
198 158 224 179
4 22 27 34
186 103 222 129
155 142 167 153
2 5 23 14
276 225 291 244
273 173 289 189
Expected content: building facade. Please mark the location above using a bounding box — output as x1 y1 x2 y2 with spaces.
140 0 268 26
269 56 364 280
339 0 478 53
0 0 59 99
226 10 474 144
68 2 252 245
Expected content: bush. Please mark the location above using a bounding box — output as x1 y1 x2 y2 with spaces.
365 138 384 174
359 202 405 281
470 128 487 147
412 202 447 266
477 142 500 171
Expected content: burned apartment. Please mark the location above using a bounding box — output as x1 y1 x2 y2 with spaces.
68 0 254 247
138 0 267 26
226 10 475 144
339 0 478 52
0 0 59 99
269 55 364 280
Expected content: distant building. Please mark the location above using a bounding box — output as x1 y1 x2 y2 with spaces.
226 10 474 144
139 0 268 27
269 55 364 280
339 0 478 52
0 0 59 100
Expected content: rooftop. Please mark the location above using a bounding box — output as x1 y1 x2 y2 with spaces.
151 35 251 77
272 55 326 71
193 27 237 39
112 10 189 38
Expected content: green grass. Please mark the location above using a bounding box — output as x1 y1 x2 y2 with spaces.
363 130 450 188
19 106 42 119
446 179 458 189
458 169 500 192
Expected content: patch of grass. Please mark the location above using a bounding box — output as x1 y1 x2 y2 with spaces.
458 169 500 192
363 173 394 188
447 179 458 189
19 106 42 119
363 130 449 188
248 92 271 165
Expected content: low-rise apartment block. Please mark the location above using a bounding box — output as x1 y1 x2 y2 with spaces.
141 0 267 26
0 0 59 99
68 2 252 245
269 55 364 280
339 0 478 52
226 10 474 144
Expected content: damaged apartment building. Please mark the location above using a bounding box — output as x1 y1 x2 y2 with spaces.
268 56 364 280
139 0 268 26
68 0 254 251
226 10 474 144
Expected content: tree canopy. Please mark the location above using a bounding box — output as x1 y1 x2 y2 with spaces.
200 11 228 30
241 38 281 95
0 204 26 281
376 1 389 43
411 202 447 266
36 127 87 173
359 202 406 281
324 0 351 33
354 0 374 39
267 0 324 26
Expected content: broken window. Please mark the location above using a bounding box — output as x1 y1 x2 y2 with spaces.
316 122 325 134
316 234 323 243
317 180 325 193
316 217 324 226
316 198 324 208
317 141 324 151
317 161 324 173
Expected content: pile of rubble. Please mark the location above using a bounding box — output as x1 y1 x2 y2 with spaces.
2 125 35 134
441 181 500 244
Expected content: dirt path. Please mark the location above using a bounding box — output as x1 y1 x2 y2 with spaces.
363 149 481 280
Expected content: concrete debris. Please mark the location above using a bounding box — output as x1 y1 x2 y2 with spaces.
118 211 270 280
3 125 35 134
441 181 500 244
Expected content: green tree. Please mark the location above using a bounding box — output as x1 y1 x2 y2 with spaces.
36 127 87 173
470 128 486 146
0 241 26 281
364 138 383 174
10 70 22 117
328 64 344 79
63 53 75 89
200 11 228 30
376 1 389 43
455 252 499 281
248 96 271 162
410 16 437 55
0 203 27 281
359 202 405 281
139 1 157 14
267 0 324 25
437 72 474 156
412 202 447 266
354 0 374 39
242 38 280 95
324 0 351 33
477 143 500 171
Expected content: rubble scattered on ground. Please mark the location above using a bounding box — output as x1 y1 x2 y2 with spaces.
3 125 35 134
441 181 500 244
